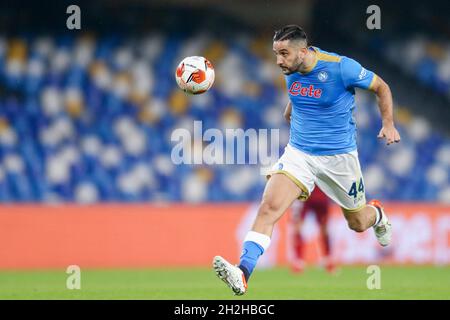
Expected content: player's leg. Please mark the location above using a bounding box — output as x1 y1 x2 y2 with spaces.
315 151 392 247
250 173 302 236
238 145 316 281
342 205 376 232
213 173 302 295
239 173 301 278
342 200 391 246
213 144 315 295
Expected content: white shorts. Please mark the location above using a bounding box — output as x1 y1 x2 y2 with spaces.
268 144 366 211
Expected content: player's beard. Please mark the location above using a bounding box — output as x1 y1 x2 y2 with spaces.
281 56 303 75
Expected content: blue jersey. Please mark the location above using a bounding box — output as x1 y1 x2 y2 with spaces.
286 47 377 155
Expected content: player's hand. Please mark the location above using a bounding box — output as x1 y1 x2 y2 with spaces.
377 125 401 145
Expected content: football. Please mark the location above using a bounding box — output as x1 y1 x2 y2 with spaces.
175 56 215 94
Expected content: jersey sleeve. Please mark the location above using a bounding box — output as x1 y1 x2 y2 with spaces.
340 56 377 90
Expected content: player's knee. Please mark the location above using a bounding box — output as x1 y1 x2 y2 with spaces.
347 217 366 233
257 200 281 223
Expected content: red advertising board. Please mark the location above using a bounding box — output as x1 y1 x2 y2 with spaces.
0 203 448 269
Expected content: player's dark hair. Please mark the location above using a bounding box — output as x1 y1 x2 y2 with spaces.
273 25 307 43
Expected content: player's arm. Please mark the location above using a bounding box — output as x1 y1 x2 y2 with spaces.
368 76 401 145
283 100 292 124
341 57 400 145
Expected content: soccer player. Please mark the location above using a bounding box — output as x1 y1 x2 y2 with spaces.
213 25 401 295
289 188 335 274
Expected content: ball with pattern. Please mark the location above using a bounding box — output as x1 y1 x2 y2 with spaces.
175 56 215 95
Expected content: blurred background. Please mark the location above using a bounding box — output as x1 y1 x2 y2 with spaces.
0 0 449 272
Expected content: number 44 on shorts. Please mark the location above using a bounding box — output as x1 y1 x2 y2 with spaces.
348 177 364 198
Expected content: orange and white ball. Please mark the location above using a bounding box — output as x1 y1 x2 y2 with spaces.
175 56 215 95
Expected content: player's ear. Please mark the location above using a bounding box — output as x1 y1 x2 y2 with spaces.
298 46 308 58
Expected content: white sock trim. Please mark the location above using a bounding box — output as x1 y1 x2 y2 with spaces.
368 205 381 226
244 231 271 251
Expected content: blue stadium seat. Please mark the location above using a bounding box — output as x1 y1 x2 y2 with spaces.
0 34 449 203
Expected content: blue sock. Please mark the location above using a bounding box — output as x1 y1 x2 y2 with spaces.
238 241 264 281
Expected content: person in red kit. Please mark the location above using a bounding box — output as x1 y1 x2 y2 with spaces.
290 187 336 274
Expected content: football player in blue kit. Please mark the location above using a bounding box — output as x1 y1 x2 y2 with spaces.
213 25 401 295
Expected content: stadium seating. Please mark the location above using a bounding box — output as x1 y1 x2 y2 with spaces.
0 33 449 203
383 35 450 98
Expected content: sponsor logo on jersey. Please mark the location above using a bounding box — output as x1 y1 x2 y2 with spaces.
288 81 322 98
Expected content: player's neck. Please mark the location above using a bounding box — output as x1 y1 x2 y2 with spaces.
298 48 317 74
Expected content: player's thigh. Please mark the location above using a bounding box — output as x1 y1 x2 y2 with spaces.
268 144 316 201
315 151 366 215
260 173 302 220
261 144 317 222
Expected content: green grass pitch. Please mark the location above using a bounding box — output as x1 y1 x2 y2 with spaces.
0 266 449 299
